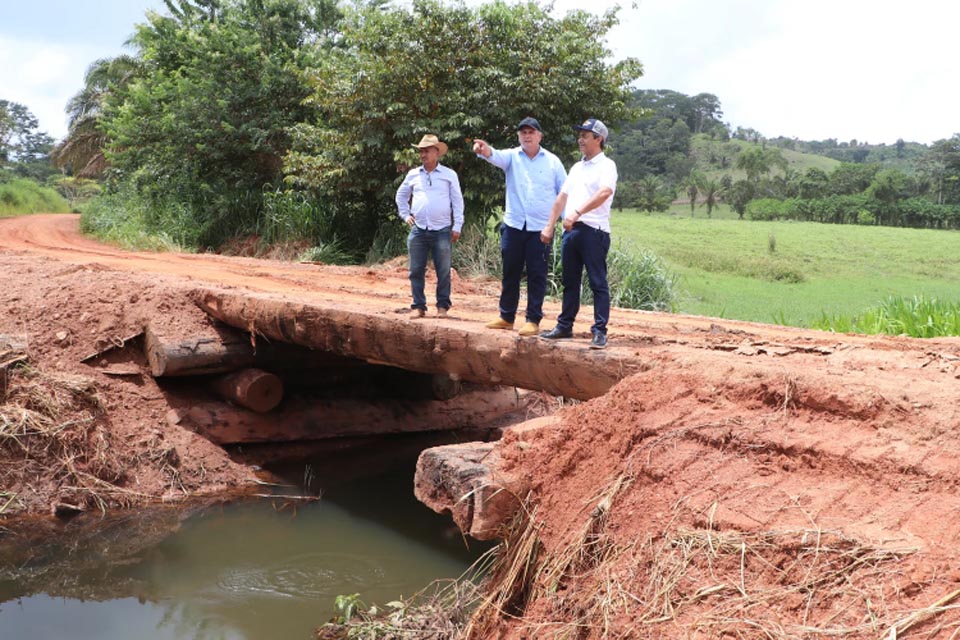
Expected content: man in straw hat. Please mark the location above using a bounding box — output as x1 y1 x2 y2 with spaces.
473 116 567 337
539 118 618 349
396 134 464 318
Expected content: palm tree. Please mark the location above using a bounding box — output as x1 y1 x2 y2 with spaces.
682 172 701 217
697 176 725 218
51 55 141 178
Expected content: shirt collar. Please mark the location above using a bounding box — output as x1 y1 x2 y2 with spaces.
582 151 606 165
515 146 545 159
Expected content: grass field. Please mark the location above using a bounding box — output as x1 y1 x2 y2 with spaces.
613 208 960 327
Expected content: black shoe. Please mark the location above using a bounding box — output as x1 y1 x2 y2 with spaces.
590 332 608 349
539 326 573 340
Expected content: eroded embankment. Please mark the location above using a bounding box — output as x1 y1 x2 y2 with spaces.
447 344 960 639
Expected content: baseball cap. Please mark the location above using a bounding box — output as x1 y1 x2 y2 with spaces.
573 118 608 141
516 116 542 131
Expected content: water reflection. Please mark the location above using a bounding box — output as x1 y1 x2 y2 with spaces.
0 434 490 640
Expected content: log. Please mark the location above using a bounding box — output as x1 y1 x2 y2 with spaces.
414 416 555 540
167 385 522 445
193 288 648 400
144 322 255 376
144 321 357 377
211 368 283 413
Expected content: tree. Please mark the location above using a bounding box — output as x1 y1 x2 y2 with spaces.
690 93 724 135
621 175 672 212
697 175 724 218
727 179 754 219
924 135 960 205
735 146 786 183
0 100 55 181
102 0 340 246
682 172 700 217
828 162 880 196
285 0 642 238
52 55 142 178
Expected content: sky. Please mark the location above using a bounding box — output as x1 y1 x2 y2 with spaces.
1 0 958 145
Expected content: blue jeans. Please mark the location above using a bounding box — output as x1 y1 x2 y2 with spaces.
499 224 550 324
408 225 452 311
557 223 611 335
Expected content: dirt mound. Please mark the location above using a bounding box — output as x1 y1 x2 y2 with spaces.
0 251 256 517
470 346 960 638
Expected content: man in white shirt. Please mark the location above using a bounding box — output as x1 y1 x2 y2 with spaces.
539 118 618 349
395 134 464 318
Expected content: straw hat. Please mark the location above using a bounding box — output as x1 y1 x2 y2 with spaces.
412 134 448 157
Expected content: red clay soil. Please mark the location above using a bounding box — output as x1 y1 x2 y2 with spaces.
5 214 960 638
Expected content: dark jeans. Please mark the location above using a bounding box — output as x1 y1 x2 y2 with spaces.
499 224 550 324
407 225 452 310
557 223 611 335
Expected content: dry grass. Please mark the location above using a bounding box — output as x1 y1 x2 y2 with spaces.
451 474 960 640
0 364 144 515
315 558 493 640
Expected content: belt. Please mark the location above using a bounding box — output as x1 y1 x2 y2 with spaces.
573 221 609 234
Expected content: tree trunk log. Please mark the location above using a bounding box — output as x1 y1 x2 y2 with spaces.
144 321 357 377
414 416 553 540
211 368 284 413
193 289 647 400
167 386 521 445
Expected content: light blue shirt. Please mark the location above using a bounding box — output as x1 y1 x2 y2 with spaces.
396 164 464 233
480 146 567 231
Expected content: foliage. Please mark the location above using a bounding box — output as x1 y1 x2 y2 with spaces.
286 0 642 239
614 89 725 185
607 246 678 311
544 237 677 312
0 178 71 216
80 184 186 251
100 0 338 248
616 176 672 213
297 238 353 265
52 55 143 178
452 220 503 279
364 220 410 265
813 295 960 338
50 176 102 208
0 100 56 182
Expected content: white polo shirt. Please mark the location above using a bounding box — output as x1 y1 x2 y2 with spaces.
561 151 618 233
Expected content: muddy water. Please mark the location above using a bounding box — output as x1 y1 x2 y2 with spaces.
0 439 491 640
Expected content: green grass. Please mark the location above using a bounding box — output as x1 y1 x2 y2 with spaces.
813 295 960 338
614 209 960 328
0 178 71 216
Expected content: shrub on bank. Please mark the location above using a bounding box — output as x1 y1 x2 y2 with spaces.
0 178 71 216
813 295 960 337
455 223 678 313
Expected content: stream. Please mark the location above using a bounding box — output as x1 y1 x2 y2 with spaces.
0 436 491 639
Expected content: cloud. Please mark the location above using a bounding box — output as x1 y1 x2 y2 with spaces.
0 36 108 141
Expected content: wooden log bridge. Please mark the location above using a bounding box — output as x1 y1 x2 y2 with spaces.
193 288 648 400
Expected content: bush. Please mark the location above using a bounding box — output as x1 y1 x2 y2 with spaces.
0 178 70 216
547 240 678 312
813 295 960 338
